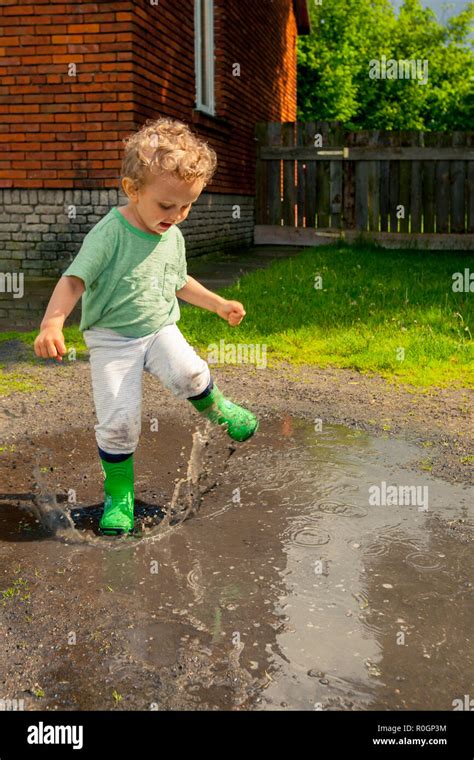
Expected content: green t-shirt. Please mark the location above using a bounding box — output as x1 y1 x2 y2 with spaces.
62 207 188 338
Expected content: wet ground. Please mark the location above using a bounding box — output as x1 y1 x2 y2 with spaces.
0 409 472 711
0 241 473 711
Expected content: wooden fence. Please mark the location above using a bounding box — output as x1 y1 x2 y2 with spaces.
255 122 474 248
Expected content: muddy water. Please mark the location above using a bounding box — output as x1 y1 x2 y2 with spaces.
0 416 472 710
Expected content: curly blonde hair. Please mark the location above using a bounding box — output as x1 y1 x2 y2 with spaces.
121 117 218 190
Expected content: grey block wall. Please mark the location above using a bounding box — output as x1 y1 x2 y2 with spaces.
0 189 255 277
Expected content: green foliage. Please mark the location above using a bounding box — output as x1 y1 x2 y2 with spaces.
297 0 474 129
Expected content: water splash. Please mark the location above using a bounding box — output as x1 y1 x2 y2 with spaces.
161 422 213 528
26 423 235 548
137 420 236 542
31 448 88 543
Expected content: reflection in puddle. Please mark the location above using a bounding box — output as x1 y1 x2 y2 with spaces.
0 416 472 710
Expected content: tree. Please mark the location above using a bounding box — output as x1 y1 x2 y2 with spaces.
297 0 474 129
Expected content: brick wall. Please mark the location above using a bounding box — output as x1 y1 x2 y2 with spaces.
0 187 254 275
0 0 298 273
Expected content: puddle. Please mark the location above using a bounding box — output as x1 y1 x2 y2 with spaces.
11 420 224 547
0 416 472 710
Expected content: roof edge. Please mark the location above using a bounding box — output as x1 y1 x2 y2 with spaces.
293 0 312 35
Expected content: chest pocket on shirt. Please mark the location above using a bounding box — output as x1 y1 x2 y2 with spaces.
162 263 178 300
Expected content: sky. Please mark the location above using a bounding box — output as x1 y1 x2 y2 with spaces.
390 0 470 21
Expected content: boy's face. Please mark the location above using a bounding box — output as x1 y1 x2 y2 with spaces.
122 171 205 234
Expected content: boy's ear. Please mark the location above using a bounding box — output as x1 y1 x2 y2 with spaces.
121 176 130 196
121 176 139 202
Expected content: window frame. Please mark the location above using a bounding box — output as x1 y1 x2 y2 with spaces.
194 0 215 116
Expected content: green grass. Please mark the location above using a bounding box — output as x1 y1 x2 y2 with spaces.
0 325 87 356
0 244 472 390
0 325 88 397
177 242 473 389
0 371 45 397
1 577 30 606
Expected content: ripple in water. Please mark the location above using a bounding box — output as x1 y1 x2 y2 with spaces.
282 517 332 547
313 500 367 518
186 560 205 603
362 525 419 558
405 551 443 571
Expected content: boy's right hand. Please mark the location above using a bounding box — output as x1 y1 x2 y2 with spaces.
34 327 67 362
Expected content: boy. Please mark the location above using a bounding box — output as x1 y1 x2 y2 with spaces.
34 117 258 536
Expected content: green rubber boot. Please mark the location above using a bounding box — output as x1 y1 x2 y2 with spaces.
99 454 135 535
188 383 259 442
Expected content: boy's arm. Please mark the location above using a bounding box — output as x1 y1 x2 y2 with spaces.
176 276 246 327
35 276 85 361
176 275 225 313
40 275 85 330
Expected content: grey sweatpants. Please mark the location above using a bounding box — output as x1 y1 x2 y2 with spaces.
83 323 211 455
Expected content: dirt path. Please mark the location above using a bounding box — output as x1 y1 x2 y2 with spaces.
0 359 472 711
1 359 472 485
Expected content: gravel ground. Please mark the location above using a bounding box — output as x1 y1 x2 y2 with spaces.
0 356 472 486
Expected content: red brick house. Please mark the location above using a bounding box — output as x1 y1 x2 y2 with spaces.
0 0 311 277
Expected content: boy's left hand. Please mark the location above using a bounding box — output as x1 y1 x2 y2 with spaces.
216 299 246 326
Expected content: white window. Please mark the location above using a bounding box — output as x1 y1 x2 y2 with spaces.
195 0 215 115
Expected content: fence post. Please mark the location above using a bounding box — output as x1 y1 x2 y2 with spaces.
296 122 306 227
468 131 474 233
305 121 317 228
255 123 269 225
343 131 356 231
316 121 330 228
411 132 423 233
422 132 436 232
267 123 282 226
451 131 466 233
379 130 390 232
282 122 296 227
329 121 343 229
435 131 451 233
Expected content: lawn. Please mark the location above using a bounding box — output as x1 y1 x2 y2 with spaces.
179 242 473 388
0 242 473 390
